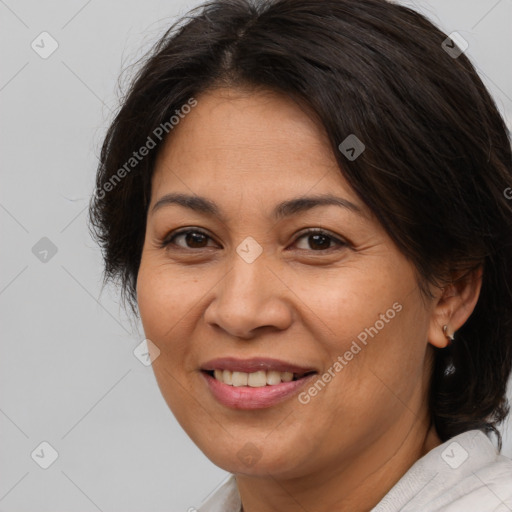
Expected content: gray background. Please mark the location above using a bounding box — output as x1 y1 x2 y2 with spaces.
1 0 511 511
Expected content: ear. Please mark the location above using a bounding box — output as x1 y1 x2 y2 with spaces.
427 265 483 349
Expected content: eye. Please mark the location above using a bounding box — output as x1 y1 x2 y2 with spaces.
292 229 347 251
162 229 218 250
161 228 347 252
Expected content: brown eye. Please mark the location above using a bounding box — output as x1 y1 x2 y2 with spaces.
293 229 346 251
163 229 216 249
162 228 347 253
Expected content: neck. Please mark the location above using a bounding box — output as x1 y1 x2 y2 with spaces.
236 415 442 512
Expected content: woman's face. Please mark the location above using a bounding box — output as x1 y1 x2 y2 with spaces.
137 87 440 479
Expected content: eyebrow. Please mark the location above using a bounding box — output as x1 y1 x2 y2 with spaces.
151 192 363 221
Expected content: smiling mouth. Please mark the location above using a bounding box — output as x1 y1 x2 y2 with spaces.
203 369 317 387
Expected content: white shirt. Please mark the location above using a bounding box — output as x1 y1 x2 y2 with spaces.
196 429 512 511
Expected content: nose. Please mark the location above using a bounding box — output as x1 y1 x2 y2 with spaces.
203 253 293 340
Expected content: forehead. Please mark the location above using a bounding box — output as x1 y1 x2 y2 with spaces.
151 87 361 211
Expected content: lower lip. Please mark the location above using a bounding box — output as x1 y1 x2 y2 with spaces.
201 371 317 409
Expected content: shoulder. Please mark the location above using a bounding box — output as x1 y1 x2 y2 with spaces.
373 429 512 512
438 447 512 512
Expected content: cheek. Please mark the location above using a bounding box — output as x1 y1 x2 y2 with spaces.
137 258 195 338
295 269 398 351
136 259 199 415
136 256 216 380
304 265 427 395
332 294 429 419
137 264 169 338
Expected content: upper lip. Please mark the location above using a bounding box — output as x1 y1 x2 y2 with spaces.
200 357 317 375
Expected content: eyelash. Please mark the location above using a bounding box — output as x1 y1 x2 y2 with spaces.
161 228 348 252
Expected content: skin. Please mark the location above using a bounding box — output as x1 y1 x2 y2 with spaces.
136 87 482 512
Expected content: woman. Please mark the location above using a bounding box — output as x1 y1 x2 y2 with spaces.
89 0 512 510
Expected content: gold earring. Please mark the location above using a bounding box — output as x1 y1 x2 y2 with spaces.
443 324 455 344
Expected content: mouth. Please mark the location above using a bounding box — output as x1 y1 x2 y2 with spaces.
200 358 319 409
202 368 317 387
200 357 318 388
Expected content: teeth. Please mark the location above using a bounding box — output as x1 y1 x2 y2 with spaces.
232 371 248 387
248 371 267 387
281 371 294 382
266 370 282 385
222 369 233 385
211 369 298 387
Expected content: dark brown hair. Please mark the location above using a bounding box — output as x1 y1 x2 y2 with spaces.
89 0 512 449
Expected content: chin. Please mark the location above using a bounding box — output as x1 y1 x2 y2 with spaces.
198 440 305 477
